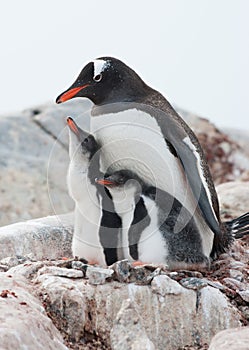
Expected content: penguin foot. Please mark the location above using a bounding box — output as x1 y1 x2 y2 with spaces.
87 259 100 265
132 261 147 267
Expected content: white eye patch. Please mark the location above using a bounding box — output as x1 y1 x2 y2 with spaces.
92 59 110 79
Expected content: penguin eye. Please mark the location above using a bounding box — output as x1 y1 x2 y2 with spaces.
119 177 125 184
93 74 102 82
82 138 88 145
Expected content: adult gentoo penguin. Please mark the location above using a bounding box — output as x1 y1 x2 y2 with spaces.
56 56 237 258
67 117 121 266
96 169 249 269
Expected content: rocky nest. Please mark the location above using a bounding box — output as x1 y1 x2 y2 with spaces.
0 230 248 349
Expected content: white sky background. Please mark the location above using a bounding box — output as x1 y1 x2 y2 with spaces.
0 0 248 129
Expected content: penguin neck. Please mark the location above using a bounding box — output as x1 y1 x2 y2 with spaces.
92 81 163 112
108 186 137 218
69 152 90 174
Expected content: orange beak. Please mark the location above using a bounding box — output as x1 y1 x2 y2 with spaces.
95 178 115 186
67 117 80 137
56 84 89 103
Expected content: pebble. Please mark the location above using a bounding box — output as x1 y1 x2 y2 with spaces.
151 275 184 296
205 280 225 290
229 261 246 270
0 264 8 272
179 277 208 290
0 256 19 269
229 269 244 281
86 266 114 285
110 260 131 283
239 306 249 320
222 277 245 291
169 270 203 282
38 266 84 278
130 266 161 285
71 260 88 276
238 290 249 303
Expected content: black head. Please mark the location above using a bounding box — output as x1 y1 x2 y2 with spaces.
95 169 141 188
56 57 151 106
67 117 99 157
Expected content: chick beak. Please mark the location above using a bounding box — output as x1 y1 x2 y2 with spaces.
67 117 80 137
95 178 115 187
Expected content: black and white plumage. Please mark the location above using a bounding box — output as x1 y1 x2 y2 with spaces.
57 56 247 261
97 170 210 268
97 170 249 268
225 212 249 239
67 117 121 266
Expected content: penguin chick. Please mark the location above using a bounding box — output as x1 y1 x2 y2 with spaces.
67 117 121 266
97 170 211 269
96 170 249 269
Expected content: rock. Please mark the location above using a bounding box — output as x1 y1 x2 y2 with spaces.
223 127 249 156
111 260 163 285
179 277 208 290
8 261 49 278
130 266 161 285
229 269 244 281
0 99 91 226
217 181 249 219
29 99 93 148
151 274 184 296
169 270 204 281
238 291 249 303
209 327 249 350
110 259 131 283
0 257 245 349
37 274 87 343
35 266 241 349
38 266 84 279
110 299 155 350
0 213 73 261
177 108 249 185
0 264 8 272
229 261 246 270
0 273 68 350
221 278 245 292
0 109 67 227
0 256 19 268
205 280 225 291
71 260 88 275
86 266 114 285
196 286 241 341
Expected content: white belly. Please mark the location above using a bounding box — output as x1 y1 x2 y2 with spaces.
68 165 106 265
72 203 106 265
91 109 195 213
120 214 135 261
138 196 168 263
110 187 136 261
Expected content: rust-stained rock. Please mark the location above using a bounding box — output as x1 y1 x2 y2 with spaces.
179 109 249 185
0 273 68 350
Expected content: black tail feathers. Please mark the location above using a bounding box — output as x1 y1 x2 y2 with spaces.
225 212 249 239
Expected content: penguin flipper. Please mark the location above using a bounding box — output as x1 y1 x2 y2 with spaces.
150 105 221 236
174 137 220 235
